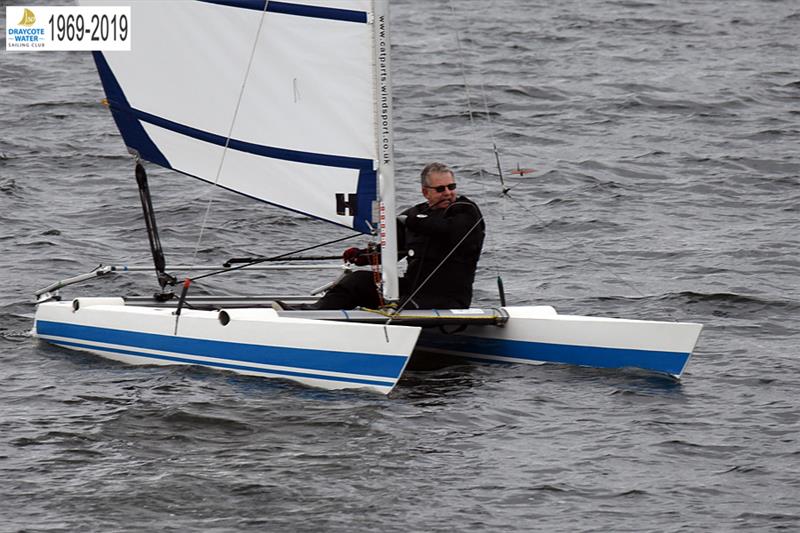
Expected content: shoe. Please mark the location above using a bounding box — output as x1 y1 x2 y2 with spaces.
272 300 292 311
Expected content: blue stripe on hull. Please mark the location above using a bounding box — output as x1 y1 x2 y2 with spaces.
37 321 406 380
47 339 393 387
417 333 690 376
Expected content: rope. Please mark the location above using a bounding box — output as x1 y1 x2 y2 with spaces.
191 1 272 264
500 188 658 309
188 232 362 283
447 0 508 299
450 3 478 143
386 213 485 325
444 2 656 313
447 0 501 183
368 242 385 308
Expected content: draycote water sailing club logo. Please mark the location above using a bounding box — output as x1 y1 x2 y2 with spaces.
19 8 36 26
7 8 45 49
6 6 131 51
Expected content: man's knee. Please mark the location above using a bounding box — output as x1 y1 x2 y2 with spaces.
316 270 380 309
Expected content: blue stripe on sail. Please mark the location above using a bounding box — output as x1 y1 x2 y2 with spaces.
92 52 170 168
37 320 406 380
91 34 377 233
126 106 377 233
93 29 377 233
354 168 377 234
418 334 690 376
93 55 371 171
199 0 368 23
128 106 374 171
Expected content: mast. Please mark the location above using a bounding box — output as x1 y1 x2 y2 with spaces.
373 0 399 302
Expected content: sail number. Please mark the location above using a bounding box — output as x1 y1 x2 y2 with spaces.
48 14 128 43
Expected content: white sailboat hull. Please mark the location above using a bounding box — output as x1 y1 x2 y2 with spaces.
34 299 702 393
416 306 702 379
34 299 420 394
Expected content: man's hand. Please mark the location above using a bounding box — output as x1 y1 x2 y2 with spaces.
342 247 370 266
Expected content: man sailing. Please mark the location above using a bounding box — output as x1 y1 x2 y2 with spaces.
274 162 485 310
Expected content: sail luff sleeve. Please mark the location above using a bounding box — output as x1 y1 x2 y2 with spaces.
373 0 400 301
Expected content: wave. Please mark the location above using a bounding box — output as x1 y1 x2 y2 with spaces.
591 291 800 320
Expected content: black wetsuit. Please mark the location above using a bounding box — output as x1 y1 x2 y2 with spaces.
398 195 484 308
314 195 484 310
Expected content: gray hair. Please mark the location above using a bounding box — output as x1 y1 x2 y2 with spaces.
420 162 454 187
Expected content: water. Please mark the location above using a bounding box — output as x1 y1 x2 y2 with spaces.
2 0 799 530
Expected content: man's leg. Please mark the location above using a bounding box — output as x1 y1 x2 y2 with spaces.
310 271 381 310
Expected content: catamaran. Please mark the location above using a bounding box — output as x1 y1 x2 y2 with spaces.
33 0 703 394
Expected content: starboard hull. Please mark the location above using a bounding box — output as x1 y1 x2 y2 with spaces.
34 299 420 394
415 306 702 379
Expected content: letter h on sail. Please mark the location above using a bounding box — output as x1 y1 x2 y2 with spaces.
335 193 359 216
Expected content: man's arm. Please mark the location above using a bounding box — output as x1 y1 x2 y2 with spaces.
403 201 482 239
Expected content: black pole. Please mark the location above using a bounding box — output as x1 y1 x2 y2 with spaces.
135 163 176 296
223 255 341 267
497 275 506 307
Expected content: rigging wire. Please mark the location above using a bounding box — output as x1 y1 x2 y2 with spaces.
443 0 657 311
448 0 492 187
386 213 486 325
500 189 650 301
447 0 508 302
499 191 680 322
190 0 272 264
188 232 361 283
450 3 480 161
448 0 503 188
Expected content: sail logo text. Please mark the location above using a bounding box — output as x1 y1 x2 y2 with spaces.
377 16 391 165
9 27 45 42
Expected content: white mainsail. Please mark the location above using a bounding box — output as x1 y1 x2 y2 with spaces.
82 0 385 235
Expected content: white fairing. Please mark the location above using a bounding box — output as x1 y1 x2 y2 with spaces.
80 0 379 232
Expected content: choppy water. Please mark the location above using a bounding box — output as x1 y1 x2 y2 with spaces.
2 0 799 531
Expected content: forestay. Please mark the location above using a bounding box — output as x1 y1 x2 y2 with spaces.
81 0 380 233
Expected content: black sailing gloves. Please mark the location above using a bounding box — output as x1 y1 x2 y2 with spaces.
342 247 372 266
341 215 412 266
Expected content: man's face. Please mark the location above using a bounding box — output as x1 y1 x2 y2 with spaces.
422 170 457 209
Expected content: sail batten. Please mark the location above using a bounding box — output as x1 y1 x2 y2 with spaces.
82 0 382 234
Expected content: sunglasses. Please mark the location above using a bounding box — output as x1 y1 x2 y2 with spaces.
424 183 457 193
